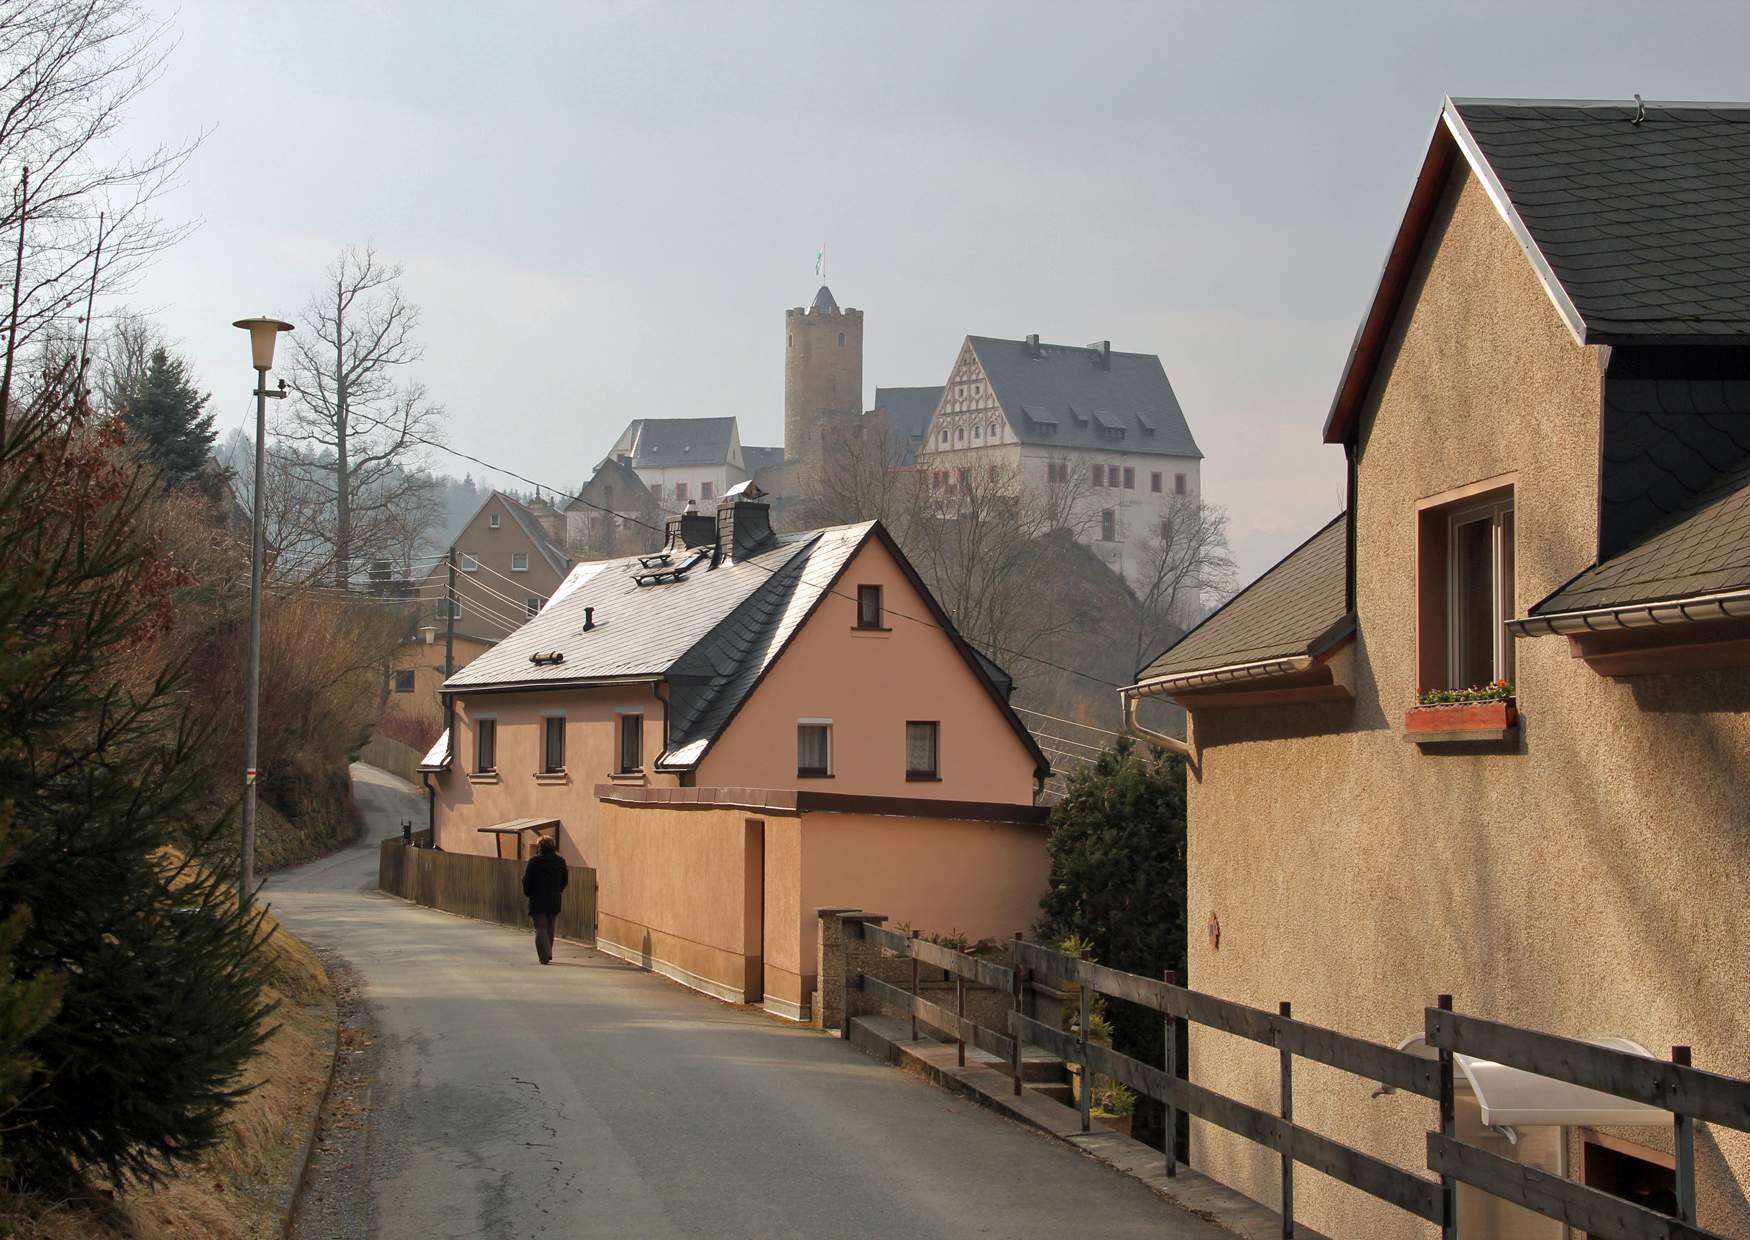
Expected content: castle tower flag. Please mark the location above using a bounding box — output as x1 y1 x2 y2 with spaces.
784 283 862 475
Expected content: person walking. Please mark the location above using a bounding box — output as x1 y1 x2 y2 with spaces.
521 836 569 965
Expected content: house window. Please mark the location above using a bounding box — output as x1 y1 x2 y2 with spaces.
1101 509 1116 541
797 720 832 777
1175 473 1187 495
512 552 529 572
447 600 462 620
1122 466 1135 490
489 513 501 529
701 481 714 500
543 716 566 773
393 670 415 693
475 719 496 773
1417 488 1516 693
649 483 662 497
461 553 479 573
675 482 688 502
526 596 541 617
1151 471 1162 493
856 584 883 629
905 721 939 780
617 712 642 774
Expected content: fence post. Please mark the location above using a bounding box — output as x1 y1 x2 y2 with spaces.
1078 951 1091 1134
956 970 966 1067
1164 969 1177 1177
840 917 854 1039
1437 994 1456 1240
1011 932 1024 1097
1673 1045 1696 1223
910 929 920 1042
1279 1000 1294 1238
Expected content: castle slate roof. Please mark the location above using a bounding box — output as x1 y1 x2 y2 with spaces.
614 417 741 469
968 336 1201 460
811 285 839 314
1329 96 1750 443
742 444 785 474
1136 515 1350 684
873 385 944 467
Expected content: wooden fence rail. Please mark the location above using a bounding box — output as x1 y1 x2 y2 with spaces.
839 925 1750 1240
376 840 596 944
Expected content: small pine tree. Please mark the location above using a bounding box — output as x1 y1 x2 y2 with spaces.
1039 739 1187 1148
0 367 272 1188
120 347 217 491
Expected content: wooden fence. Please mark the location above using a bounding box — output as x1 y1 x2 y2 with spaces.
842 921 1750 1240
377 840 596 944
359 733 423 783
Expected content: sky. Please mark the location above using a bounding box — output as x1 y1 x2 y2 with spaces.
116 0 1750 585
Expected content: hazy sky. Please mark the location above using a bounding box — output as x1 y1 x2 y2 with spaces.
118 0 1750 584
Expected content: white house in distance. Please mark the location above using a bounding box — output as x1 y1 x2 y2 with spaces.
605 417 783 513
914 334 1203 605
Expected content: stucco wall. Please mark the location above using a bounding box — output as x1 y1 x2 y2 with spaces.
1184 164 1750 1237
385 632 493 729
695 537 1040 803
433 686 674 866
797 811 1050 1010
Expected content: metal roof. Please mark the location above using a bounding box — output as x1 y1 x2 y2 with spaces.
1136 514 1350 683
966 336 1201 459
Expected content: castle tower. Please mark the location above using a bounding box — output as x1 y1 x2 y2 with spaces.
784 285 863 473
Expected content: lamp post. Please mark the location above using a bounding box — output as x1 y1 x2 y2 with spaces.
231 316 294 907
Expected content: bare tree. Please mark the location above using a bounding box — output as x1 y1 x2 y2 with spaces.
904 452 1092 685
802 414 925 535
92 308 160 413
0 1 197 356
1127 493 1237 673
281 248 446 585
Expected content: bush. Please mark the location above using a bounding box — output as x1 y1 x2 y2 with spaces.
1039 739 1187 1148
0 375 273 1188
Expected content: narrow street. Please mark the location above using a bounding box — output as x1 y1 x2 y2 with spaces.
265 764 1224 1240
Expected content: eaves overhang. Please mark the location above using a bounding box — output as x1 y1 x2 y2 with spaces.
439 674 664 696
1123 615 1358 699
1508 587 1750 637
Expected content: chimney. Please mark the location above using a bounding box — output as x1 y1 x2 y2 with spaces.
715 491 774 564
583 607 595 631
1088 340 1111 368
664 501 718 550
1025 333 1042 358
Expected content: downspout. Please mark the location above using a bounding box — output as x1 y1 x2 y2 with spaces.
419 770 435 846
1122 691 1194 761
652 680 676 784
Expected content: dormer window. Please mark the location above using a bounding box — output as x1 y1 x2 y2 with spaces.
1417 484 1516 693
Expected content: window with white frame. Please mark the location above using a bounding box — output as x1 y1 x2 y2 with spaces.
511 552 529 572
1415 486 1516 694
489 513 501 529
905 721 939 780
525 596 540 617
797 720 832 777
461 553 479 572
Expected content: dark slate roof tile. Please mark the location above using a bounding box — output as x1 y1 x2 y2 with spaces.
872 386 944 467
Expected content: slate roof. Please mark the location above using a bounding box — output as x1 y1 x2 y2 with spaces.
614 417 741 468
1532 453 1750 616
967 337 1201 459
873 385 944 467
1450 98 1750 342
742 444 785 474
1136 515 1350 683
575 455 657 513
811 285 839 314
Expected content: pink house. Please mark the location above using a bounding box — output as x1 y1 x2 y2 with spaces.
421 488 1052 1019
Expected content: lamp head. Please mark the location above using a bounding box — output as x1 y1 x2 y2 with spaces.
232 316 295 370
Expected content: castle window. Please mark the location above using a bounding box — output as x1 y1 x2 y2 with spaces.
1123 467 1135 490
973 425 981 439
837 332 845 347
649 484 661 498
1090 463 1102 487
788 333 792 348
701 481 714 500
1175 473 1187 495
1151 471 1162 493
1100 509 1116 541
939 430 947 445
675 482 688 502
956 427 964 441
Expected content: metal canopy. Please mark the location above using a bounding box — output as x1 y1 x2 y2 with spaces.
474 817 559 835
1399 1033 1671 1128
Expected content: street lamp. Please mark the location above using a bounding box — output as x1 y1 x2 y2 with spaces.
231 316 294 907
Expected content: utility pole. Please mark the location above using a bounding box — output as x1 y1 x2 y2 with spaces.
232 317 294 909
442 546 457 768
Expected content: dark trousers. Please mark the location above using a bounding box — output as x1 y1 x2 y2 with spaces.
532 912 558 963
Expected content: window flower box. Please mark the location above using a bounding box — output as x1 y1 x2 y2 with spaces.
1404 698 1517 744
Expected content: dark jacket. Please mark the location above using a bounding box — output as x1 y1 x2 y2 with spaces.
521 851 569 916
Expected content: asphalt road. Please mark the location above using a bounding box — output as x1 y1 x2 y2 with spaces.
266 763 1224 1240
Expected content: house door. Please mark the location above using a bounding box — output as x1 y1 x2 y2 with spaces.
742 819 765 1004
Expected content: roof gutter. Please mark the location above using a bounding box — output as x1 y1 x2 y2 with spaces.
1122 653 1316 698
1121 693 1193 761
1508 588 1750 637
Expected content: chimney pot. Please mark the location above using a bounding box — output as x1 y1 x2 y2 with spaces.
1025 333 1041 357
583 606 595 631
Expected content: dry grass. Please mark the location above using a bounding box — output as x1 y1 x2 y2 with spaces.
0 909 338 1240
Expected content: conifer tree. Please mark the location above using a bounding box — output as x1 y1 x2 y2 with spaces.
120 346 217 491
0 366 272 1188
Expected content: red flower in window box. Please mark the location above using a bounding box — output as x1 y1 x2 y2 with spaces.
1404 694 1517 743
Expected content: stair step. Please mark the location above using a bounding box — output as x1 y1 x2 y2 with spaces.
1030 1082 1075 1105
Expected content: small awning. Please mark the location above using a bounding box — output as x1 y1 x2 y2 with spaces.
417 729 451 772
475 817 559 837
1399 1034 1671 1128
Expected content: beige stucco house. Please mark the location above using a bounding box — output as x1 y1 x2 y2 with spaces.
1127 97 1750 1237
422 487 1052 1021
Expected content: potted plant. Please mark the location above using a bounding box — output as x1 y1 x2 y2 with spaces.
1091 1082 1137 1137
1404 680 1517 742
